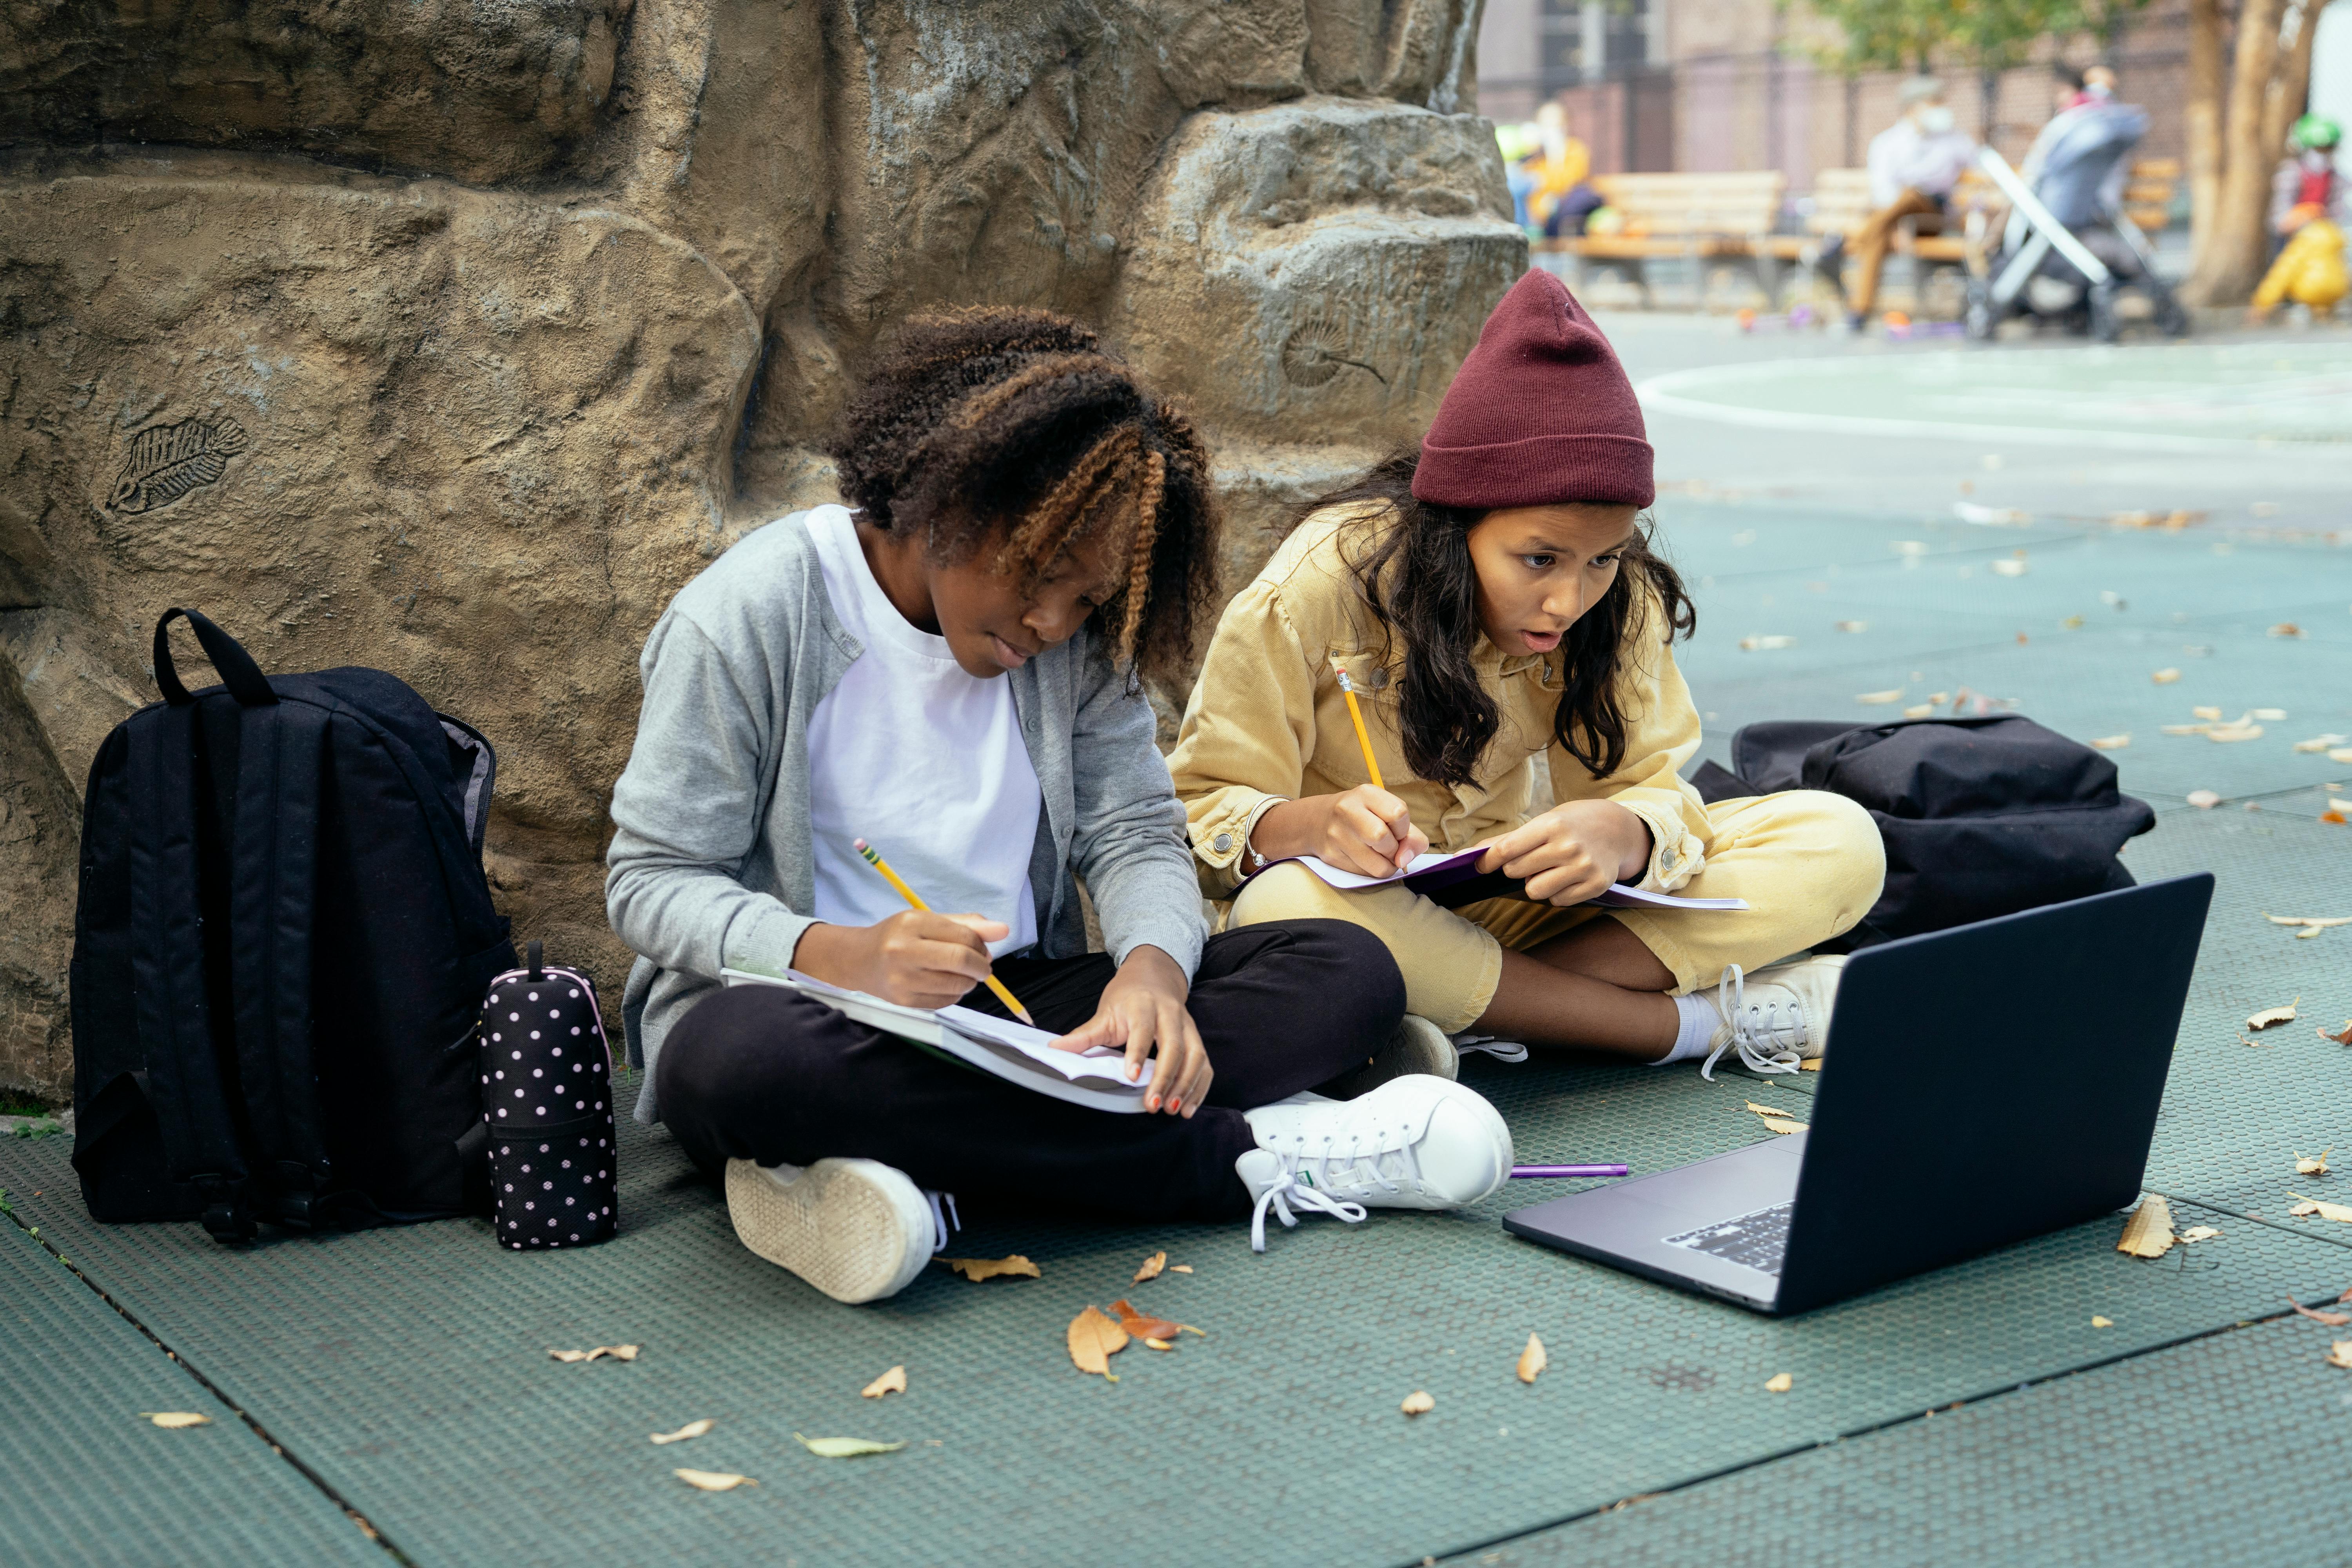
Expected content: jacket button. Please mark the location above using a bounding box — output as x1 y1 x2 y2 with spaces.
1212 832 1232 854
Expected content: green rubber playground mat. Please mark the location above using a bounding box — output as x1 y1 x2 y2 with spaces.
0 1216 382 1568
4 1063 2349 1568
1443 1312 2352 1567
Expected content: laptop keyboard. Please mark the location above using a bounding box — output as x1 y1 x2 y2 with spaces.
1663 1201 1795 1277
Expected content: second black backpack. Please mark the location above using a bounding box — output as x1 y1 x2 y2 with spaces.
1694 714 2156 948
71 608 517 1242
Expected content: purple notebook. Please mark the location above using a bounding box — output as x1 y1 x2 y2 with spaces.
1245 846 1747 913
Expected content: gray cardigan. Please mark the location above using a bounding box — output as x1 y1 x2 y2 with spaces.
605 509 1208 1123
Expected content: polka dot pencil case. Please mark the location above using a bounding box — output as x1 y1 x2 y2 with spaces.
479 940 617 1250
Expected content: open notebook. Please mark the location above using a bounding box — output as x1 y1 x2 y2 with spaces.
1247 845 1748 912
719 967 1152 1113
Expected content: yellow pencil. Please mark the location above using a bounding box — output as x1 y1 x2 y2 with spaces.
1334 666 1385 790
852 838 1036 1025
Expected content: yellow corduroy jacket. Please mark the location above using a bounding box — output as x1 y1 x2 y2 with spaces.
1167 503 1714 900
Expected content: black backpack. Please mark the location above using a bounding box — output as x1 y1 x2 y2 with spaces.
70 608 517 1242
1691 715 2155 949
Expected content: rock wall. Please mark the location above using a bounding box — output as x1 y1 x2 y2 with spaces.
0 0 1523 1101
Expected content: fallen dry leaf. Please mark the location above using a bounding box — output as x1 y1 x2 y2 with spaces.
1067 1305 1129 1381
1169 1265 1194 1274
1739 634 1796 651
1144 1337 1176 1351
2289 1194 2352 1223
2118 1196 2176 1258
1990 558 2028 577
2263 914 2352 930
2179 1226 2221 1243
2252 708 2287 722
2091 1316 2114 1328
1401 1390 1435 1416
1763 1372 1793 1393
2319 1020 2352 1045
1835 620 1869 633
793 1434 906 1458
2329 1341 2352 1370
650 1419 715 1445
1517 1333 1548 1385
2333 748 2352 765
2193 706 2223 721
546 1345 641 1363
1133 1251 1166 1283
2089 735 2130 751
2296 1149 2334 1176
2151 668 2181 684
860 1365 907 1399
1903 704 1936 719
1744 1100 1808 1135
674 1468 756 1492
2292 733 2350 752
1799 1058 1823 1073
2288 1299 2352 1327
941 1255 1039 1282
2269 622 2303 638
2247 998 2300 1030
548 1349 589 1363
2187 790 2221 809
139 1412 211 1428
1109 1298 1190 1342
2207 724 2264 743
1855 688 1906 705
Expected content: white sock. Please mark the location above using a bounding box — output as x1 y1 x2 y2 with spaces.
1655 993 1724 1065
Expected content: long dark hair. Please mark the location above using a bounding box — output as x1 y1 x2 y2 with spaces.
1296 447 1694 787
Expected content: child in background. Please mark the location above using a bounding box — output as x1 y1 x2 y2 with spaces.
1170 271 1887 1077
606 308 1514 1303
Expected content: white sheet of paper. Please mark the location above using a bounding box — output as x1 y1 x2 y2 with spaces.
935 1004 1152 1088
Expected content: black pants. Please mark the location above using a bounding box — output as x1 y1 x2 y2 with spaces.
655 919 1405 1222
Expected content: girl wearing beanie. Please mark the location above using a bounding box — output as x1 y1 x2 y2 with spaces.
1168 271 1886 1077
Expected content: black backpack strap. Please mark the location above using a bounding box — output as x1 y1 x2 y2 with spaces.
126 702 256 1243
154 608 278 708
227 697 332 1230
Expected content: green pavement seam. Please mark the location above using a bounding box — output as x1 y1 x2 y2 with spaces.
1420 1193 2342 1568
1 1206 412 1566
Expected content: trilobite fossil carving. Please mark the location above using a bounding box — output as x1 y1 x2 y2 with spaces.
107 416 250 513
1279 319 1386 388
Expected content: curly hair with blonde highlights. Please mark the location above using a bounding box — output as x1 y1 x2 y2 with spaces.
826 307 1220 683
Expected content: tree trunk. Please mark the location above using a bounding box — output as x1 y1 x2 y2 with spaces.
2186 0 2223 267
2185 0 2285 304
2261 0 2331 160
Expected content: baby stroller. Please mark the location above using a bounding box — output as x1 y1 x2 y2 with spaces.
1964 102 2188 343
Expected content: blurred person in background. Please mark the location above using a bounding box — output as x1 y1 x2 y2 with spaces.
1525 102 1605 238
1843 76 1978 330
2253 115 2346 322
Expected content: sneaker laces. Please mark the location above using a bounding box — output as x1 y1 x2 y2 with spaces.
1700 964 1804 1081
1249 1159 1370 1252
1245 1117 1434 1251
924 1190 960 1254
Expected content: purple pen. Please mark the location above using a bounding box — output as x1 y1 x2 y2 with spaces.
1510 1163 1629 1179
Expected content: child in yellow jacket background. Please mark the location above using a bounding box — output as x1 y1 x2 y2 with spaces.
1168 270 1886 1078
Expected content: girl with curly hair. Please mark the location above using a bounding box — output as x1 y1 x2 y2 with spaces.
606 307 1514 1303
1171 272 1886 1077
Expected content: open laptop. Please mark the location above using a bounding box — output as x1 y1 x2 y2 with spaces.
1503 874 2213 1315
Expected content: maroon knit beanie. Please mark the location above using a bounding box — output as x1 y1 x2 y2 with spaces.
1412 269 1655 511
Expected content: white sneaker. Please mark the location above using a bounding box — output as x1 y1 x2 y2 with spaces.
1322 1015 1460 1098
723 1156 958 1305
1235 1074 1515 1252
1701 954 1846 1080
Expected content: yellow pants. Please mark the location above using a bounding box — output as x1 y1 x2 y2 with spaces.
1229 791 1887 1033
2253 220 2347 314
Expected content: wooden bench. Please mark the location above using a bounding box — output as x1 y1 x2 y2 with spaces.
1532 171 1788 305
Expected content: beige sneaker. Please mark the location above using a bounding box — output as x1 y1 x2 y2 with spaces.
1702 954 1847 1079
723 1156 951 1304
1320 1015 1459 1098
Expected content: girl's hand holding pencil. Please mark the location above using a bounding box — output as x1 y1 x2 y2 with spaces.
791 908 1014 1012
1249 787 1428 878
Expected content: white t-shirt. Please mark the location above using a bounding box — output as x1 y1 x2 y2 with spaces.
803 505 1042 956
